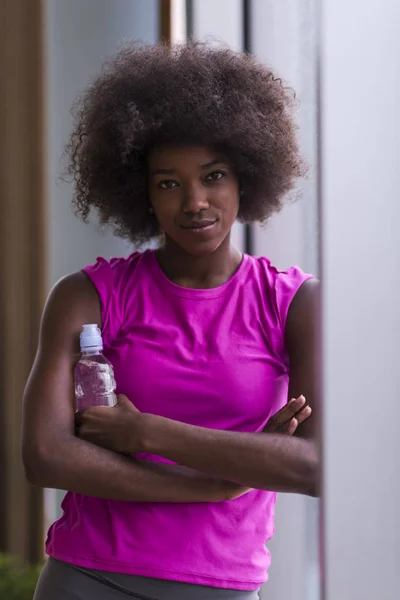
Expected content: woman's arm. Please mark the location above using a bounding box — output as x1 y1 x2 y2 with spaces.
142 419 317 496
141 279 320 496
286 279 320 442
78 279 320 497
22 272 246 503
150 280 319 496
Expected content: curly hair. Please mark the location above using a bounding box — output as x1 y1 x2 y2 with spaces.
67 41 307 244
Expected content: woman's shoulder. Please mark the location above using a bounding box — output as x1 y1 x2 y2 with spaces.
249 254 313 282
47 270 99 307
81 248 156 295
82 249 147 281
79 249 154 343
247 254 315 328
42 271 103 345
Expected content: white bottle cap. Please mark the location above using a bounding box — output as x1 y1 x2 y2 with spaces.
80 324 103 352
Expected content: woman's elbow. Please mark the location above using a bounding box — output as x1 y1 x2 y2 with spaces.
22 441 58 488
303 444 320 497
23 458 43 486
281 440 320 497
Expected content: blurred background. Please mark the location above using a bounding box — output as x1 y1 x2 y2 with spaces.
0 1 399 599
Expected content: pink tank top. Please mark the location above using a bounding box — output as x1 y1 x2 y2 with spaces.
45 249 312 590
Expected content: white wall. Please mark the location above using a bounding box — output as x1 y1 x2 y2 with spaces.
321 0 400 597
45 0 158 291
191 0 243 51
44 0 159 525
251 0 318 273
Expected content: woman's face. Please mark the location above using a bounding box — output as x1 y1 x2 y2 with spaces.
148 145 240 256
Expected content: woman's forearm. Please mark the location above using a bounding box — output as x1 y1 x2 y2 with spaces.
141 415 319 496
25 434 244 503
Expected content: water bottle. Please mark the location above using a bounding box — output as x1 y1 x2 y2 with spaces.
74 324 117 411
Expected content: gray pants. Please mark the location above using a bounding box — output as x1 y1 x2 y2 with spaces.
33 558 260 600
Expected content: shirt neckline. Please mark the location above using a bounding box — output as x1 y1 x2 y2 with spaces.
147 249 251 299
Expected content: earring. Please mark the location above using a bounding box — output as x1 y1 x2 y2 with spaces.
240 189 244 197
149 207 154 215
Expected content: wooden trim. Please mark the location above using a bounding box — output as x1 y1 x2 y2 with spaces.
0 0 46 563
159 0 172 42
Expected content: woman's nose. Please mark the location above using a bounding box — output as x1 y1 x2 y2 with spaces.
181 185 209 213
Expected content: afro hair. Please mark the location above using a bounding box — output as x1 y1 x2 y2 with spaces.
66 41 307 244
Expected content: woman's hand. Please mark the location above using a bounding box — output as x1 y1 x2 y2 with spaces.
75 395 142 454
263 395 311 435
76 394 311 455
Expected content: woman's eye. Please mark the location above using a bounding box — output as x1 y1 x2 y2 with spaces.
206 171 226 182
158 180 178 189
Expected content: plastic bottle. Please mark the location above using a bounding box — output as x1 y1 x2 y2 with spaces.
74 324 117 412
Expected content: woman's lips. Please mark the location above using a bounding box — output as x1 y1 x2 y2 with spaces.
181 220 217 232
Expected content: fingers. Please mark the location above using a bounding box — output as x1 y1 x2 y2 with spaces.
284 396 311 424
278 400 311 435
295 403 312 426
265 395 305 431
288 395 307 414
263 395 312 434
285 417 298 436
117 394 130 406
117 394 140 415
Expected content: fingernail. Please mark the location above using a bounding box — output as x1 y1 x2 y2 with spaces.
298 395 306 403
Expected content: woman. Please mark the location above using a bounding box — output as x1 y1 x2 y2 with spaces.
24 43 319 600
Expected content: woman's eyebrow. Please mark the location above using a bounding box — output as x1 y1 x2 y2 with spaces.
150 158 228 177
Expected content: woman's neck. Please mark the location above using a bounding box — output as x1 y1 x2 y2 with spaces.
156 234 243 290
